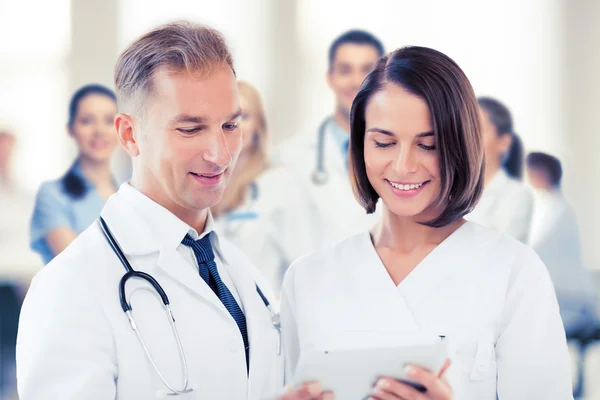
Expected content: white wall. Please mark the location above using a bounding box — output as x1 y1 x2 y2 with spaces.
564 0 600 270
0 0 71 191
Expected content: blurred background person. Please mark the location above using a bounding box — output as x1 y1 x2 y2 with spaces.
30 84 119 265
0 130 39 400
276 29 385 248
213 81 315 294
526 152 600 398
526 152 598 336
466 97 533 243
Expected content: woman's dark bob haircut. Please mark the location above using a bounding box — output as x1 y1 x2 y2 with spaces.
349 46 484 228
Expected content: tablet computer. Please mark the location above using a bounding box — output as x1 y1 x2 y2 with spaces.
290 340 448 399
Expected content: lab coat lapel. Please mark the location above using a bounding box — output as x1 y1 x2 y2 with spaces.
155 247 232 318
357 233 420 332
221 245 272 400
103 189 233 316
397 223 473 327
100 190 158 255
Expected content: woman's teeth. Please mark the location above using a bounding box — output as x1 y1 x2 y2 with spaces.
389 181 424 191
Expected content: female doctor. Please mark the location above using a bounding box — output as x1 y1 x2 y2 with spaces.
30 84 119 264
281 46 572 399
212 81 316 293
465 97 533 243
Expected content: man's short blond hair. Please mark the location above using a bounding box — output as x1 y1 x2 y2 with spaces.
114 21 234 113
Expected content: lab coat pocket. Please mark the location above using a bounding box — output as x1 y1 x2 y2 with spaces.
453 338 496 382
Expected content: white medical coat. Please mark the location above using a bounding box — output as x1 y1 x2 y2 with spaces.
466 169 534 243
281 221 572 399
16 184 283 400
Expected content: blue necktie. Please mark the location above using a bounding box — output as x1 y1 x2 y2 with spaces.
182 233 250 372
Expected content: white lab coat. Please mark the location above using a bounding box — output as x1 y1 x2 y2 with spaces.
274 119 378 248
529 190 597 333
281 221 573 399
16 185 283 400
466 169 534 243
215 167 317 294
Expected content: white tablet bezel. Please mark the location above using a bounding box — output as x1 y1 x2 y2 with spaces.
290 341 448 399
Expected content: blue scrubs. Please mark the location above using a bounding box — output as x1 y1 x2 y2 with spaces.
30 161 114 264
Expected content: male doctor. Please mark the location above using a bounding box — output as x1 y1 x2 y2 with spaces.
17 22 331 400
277 30 385 247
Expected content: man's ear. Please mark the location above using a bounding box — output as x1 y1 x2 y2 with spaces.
499 133 513 155
115 113 139 157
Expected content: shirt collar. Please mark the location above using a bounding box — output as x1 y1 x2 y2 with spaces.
329 119 350 154
117 183 227 262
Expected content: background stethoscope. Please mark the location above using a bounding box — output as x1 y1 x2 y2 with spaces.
311 116 334 185
222 182 260 236
98 216 280 396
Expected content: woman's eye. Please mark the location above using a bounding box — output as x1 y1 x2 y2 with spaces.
374 141 393 148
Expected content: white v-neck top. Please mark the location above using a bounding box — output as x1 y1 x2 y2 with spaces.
280 221 572 399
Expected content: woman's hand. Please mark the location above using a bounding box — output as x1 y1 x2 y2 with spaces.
369 359 452 400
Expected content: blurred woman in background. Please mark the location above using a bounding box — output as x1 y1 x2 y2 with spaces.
30 84 119 264
466 97 533 242
212 81 316 294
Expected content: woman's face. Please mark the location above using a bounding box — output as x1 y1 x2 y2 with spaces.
363 84 442 219
69 94 118 163
239 91 260 154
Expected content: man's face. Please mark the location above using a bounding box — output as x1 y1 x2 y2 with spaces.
328 43 380 118
130 65 243 215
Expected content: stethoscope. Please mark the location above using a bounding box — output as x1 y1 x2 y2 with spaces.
97 216 281 396
311 116 334 185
